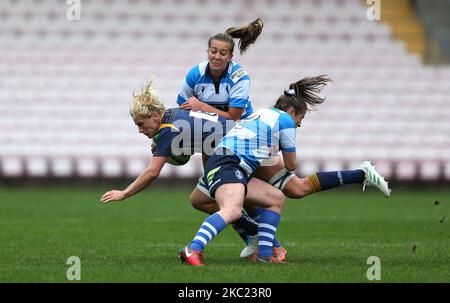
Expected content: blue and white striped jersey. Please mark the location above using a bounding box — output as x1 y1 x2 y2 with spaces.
177 61 254 119
217 108 297 175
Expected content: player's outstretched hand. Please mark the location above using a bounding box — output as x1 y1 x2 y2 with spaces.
100 190 126 204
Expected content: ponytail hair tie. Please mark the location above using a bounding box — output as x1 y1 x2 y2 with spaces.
284 88 295 96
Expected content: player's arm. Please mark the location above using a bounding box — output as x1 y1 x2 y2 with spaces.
180 96 244 121
200 101 244 121
281 151 297 172
100 156 167 204
220 73 250 121
180 69 249 121
279 115 298 172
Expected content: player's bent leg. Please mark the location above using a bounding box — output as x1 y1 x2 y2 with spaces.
190 186 218 214
243 176 291 263
282 176 313 199
241 177 288 261
303 163 391 197
244 178 285 263
180 183 245 267
244 177 285 213
193 179 259 246
215 183 247 223
254 157 311 199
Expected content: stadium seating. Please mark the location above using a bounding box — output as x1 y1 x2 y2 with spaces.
0 0 449 181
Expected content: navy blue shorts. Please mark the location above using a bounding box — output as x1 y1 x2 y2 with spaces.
200 149 250 199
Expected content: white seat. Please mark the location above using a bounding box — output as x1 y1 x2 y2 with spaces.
77 158 98 177
51 158 74 177
26 157 48 177
0 0 449 180
1 157 24 177
420 162 441 180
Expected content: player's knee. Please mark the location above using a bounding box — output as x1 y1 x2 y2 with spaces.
220 207 242 223
189 192 201 208
284 178 310 199
189 191 212 211
270 189 285 212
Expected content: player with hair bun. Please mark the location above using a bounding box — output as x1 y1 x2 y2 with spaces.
178 18 263 121
179 82 307 265
190 75 391 261
175 18 293 257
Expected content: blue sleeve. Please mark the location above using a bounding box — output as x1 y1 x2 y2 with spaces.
228 71 250 108
177 66 199 105
278 113 296 153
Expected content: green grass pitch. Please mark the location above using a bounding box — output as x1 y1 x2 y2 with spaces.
0 185 448 282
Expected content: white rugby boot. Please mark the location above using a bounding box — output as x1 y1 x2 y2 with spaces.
359 161 391 197
240 235 258 258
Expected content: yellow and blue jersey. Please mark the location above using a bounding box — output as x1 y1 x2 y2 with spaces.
177 61 254 119
217 108 297 174
153 108 234 158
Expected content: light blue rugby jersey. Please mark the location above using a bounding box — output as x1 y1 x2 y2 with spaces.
177 61 254 119
217 108 297 175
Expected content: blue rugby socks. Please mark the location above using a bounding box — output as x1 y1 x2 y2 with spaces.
247 207 281 247
190 213 227 251
307 170 365 192
257 209 281 257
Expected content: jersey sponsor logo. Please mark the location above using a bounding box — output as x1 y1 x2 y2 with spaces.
230 68 247 83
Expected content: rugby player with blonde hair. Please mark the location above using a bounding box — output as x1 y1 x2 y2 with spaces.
100 80 281 248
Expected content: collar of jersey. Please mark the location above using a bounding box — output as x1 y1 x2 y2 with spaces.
154 110 180 136
158 123 180 132
272 107 296 126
